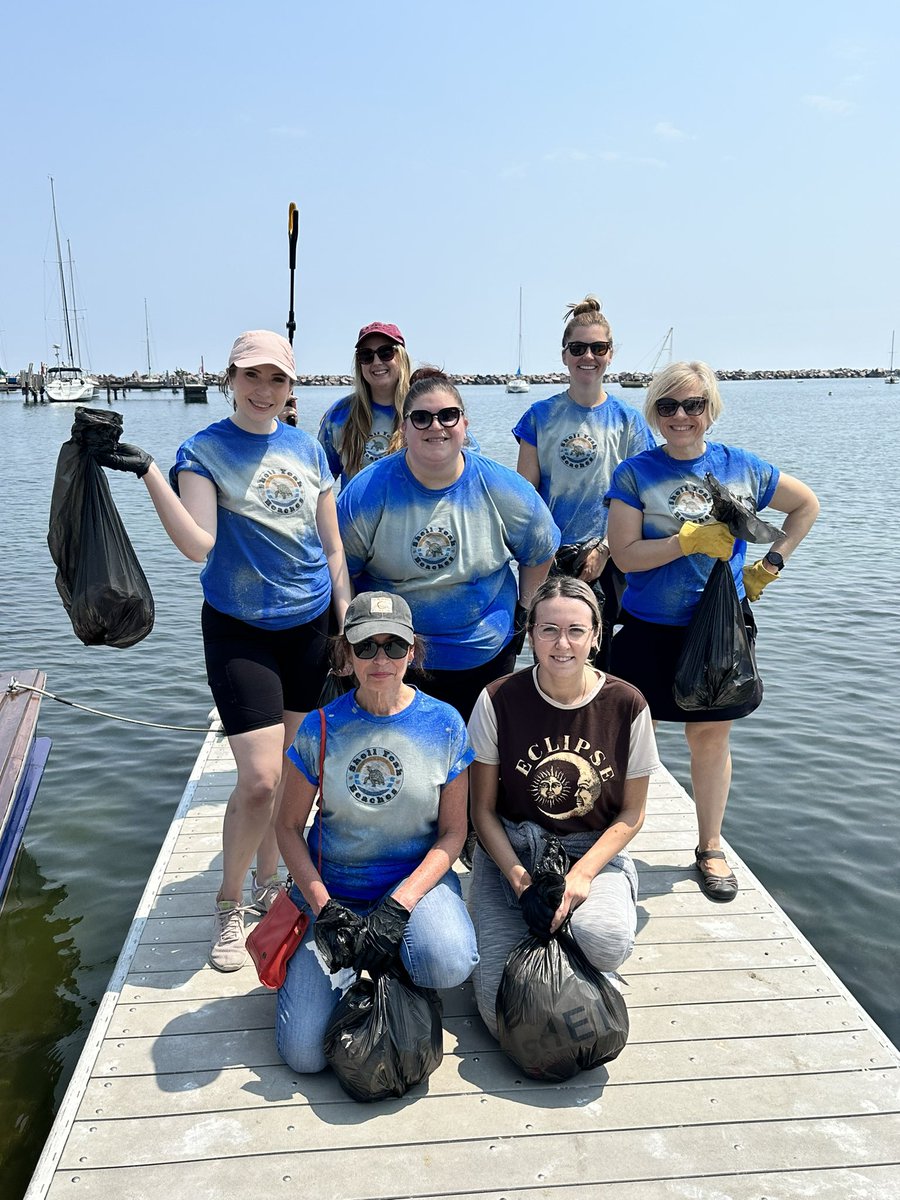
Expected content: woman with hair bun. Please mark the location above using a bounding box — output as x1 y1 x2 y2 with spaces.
514 296 655 666
337 366 560 722
317 322 412 489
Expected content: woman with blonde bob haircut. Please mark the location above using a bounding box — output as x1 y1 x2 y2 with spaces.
606 360 819 902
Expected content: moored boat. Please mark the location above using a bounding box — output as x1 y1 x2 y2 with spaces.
505 287 531 394
0 671 51 909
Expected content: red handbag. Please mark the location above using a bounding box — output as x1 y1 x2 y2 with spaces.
246 709 326 989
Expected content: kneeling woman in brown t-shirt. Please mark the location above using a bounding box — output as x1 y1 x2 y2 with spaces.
466 576 660 1038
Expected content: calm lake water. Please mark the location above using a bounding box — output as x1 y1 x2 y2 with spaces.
2 379 898 1194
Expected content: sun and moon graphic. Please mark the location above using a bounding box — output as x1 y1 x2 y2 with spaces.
530 752 601 820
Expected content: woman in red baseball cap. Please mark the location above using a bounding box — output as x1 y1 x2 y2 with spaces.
318 322 412 489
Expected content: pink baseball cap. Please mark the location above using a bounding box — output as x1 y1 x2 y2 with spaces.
228 330 297 380
355 322 405 348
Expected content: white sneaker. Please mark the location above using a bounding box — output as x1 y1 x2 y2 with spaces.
209 900 247 972
250 871 284 914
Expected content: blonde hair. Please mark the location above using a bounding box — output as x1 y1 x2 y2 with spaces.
338 342 412 480
644 361 723 431
562 295 612 346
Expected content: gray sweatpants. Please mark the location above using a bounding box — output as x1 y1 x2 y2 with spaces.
467 843 638 1039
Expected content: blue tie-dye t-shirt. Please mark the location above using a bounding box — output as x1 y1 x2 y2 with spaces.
318 395 481 490
513 390 655 543
606 442 780 625
286 687 473 900
170 417 333 629
337 451 560 670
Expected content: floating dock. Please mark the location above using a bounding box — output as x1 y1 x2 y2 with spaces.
25 723 900 1199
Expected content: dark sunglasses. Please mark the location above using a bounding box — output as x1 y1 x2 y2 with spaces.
357 345 397 365
351 637 411 660
655 396 707 417
565 340 612 357
407 406 462 430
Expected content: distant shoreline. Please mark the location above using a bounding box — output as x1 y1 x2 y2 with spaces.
292 367 895 387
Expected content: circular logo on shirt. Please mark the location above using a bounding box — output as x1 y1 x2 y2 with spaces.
347 747 404 806
257 468 304 515
364 432 391 463
411 525 458 572
559 432 598 470
530 752 600 820
668 482 713 522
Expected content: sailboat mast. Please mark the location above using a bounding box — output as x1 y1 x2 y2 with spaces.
517 286 524 373
67 240 83 367
145 298 152 374
49 177 75 365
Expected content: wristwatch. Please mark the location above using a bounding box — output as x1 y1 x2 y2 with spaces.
763 551 784 573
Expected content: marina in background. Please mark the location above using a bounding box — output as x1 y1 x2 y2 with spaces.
1 379 897 1197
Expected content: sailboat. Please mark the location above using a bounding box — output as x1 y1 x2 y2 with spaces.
619 327 673 388
44 178 97 403
505 287 530 394
886 331 897 385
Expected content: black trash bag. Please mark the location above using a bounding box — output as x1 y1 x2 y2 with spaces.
519 835 569 941
672 558 760 711
315 670 353 708
705 473 784 544
496 925 630 1082
47 407 155 648
554 539 606 609
324 968 443 1102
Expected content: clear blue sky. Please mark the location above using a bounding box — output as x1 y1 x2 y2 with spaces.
2 0 898 375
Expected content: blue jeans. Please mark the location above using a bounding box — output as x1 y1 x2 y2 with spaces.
275 871 479 1073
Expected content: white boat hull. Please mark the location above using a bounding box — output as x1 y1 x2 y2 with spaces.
45 374 98 403
505 379 530 394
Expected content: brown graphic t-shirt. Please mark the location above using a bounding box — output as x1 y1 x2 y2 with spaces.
475 668 656 836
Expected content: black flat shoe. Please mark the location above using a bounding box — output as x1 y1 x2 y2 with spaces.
694 847 738 903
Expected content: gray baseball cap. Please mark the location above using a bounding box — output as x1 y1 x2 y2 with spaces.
344 592 414 643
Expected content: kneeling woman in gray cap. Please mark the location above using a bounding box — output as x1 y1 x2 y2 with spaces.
274 590 478 1073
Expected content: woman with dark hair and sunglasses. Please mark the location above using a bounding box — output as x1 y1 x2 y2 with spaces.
337 367 560 722
466 576 659 1039
606 360 818 901
514 295 656 667
317 322 411 490
274 591 478 1074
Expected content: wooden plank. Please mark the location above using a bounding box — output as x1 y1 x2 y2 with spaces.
43 1114 900 1200
58 1068 900 1169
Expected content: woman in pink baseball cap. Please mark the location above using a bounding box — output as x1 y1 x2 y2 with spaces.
317 322 412 490
98 329 352 971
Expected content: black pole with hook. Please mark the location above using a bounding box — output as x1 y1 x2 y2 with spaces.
286 202 299 347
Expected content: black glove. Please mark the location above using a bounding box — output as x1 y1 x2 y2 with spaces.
519 868 566 941
313 899 365 972
95 442 153 478
354 895 411 976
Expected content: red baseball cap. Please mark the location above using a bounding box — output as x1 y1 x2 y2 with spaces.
355 322 405 348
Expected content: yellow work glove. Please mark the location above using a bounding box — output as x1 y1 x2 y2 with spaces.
743 559 780 602
677 520 735 560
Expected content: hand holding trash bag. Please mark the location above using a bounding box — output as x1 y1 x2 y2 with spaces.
742 559 780 602
47 407 155 648
519 865 566 941
355 895 411 976
677 520 735 560
314 900 366 972
95 441 154 478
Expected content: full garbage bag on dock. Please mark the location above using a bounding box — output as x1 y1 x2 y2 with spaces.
47 407 155 648
323 968 443 1102
496 924 630 1082
672 558 759 711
